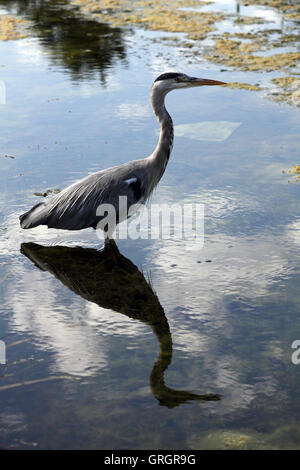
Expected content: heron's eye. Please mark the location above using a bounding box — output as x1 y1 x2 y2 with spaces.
176 75 187 82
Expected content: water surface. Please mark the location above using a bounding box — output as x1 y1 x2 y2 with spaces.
0 0 300 449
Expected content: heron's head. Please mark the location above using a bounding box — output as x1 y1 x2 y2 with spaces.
152 72 226 93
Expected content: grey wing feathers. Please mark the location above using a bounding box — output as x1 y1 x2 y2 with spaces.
19 201 49 229
20 161 148 230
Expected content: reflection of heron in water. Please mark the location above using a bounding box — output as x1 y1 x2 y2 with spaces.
21 241 221 408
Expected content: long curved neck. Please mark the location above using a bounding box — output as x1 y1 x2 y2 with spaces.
148 86 174 186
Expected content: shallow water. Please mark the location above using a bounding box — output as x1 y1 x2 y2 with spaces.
0 0 300 449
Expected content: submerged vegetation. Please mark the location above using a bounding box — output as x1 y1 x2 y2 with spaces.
226 81 261 91
242 0 300 21
205 38 300 72
271 76 300 105
33 188 61 197
282 164 300 182
69 0 300 107
0 0 299 106
72 0 223 40
0 14 29 40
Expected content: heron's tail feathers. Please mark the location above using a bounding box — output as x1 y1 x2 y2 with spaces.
20 202 49 229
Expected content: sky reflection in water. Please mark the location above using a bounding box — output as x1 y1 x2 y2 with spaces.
0 0 300 450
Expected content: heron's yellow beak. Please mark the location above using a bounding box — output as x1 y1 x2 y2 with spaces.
190 78 227 86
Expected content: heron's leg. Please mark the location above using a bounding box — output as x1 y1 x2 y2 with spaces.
101 237 120 262
105 237 118 249
103 236 118 251
104 236 116 246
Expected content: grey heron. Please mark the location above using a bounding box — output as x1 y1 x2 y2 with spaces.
20 72 226 240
